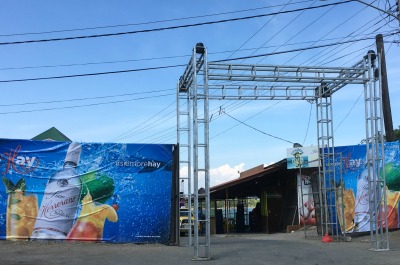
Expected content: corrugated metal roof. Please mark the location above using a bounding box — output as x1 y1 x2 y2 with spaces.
210 159 287 199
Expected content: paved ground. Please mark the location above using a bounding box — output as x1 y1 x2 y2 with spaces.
1 229 399 265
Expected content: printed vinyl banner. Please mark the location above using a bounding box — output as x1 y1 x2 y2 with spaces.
297 173 316 226
0 139 174 243
327 141 400 234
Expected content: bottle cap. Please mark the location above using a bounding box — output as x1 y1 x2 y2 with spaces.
65 142 82 165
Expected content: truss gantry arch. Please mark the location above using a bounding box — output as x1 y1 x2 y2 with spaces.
177 43 388 260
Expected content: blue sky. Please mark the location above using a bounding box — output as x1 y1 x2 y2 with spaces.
0 1 399 186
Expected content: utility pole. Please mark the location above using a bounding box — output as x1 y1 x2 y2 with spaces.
376 34 395 142
398 0 400 20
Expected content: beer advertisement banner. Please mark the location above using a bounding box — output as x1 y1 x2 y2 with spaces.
297 173 316 226
326 141 400 234
0 139 174 243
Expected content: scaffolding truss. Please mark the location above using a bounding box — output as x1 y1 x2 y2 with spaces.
177 43 388 259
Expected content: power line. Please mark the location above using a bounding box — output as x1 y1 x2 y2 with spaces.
0 1 351 46
206 13 390 143
222 110 295 144
131 33 397 144
0 54 190 71
0 88 174 107
302 103 313 145
123 3 398 145
213 33 391 62
0 92 174 115
109 101 176 142
334 90 364 132
0 1 316 37
207 1 369 139
3 32 397 83
0 64 186 83
140 21 394 143
306 11 387 66
2 31 387 72
221 0 295 61
239 0 319 65
280 1 342 65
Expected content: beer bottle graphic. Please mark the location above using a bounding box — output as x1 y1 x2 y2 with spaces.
31 142 82 239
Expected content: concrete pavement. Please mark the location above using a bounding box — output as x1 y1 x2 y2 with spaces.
0 229 399 265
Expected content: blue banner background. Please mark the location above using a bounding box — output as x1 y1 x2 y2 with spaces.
0 139 174 243
326 141 400 233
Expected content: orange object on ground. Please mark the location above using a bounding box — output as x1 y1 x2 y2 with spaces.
322 233 333 243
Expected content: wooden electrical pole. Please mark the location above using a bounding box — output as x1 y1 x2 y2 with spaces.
376 34 395 142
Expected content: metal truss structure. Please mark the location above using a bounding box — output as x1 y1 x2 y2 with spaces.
177 43 388 259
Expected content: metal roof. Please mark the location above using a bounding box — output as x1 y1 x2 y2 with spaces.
210 159 289 200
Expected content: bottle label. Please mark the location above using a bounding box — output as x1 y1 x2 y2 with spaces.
353 170 370 232
356 188 369 206
34 181 80 236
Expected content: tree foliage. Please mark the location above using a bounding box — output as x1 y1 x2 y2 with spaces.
394 127 400 141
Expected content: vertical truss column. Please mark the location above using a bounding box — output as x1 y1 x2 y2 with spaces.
316 85 339 238
363 51 388 251
191 43 211 260
177 79 193 246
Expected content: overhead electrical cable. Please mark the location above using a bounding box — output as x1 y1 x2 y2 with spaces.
281 1 346 65
256 1 352 143
222 111 295 144
0 1 352 46
220 0 295 61
110 101 176 142
207 0 296 119
210 0 322 118
2 32 396 84
198 33 392 139
1 2 396 148
208 0 351 135
109 103 173 141
152 3 398 145
2 31 385 72
334 90 364 132
209 9 387 143
302 103 313 145
210 100 284 140
0 0 316 37
309 16 387 65
0 88 174 107
0 64 186 83
136 127 176 143
111 46 388 144
242 0 319 65
0 55 190 71
0 93 174 115
322 43 373 64
213 32 396 62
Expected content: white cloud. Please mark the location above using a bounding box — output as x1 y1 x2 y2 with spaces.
209 163 245 187
179 163 245 193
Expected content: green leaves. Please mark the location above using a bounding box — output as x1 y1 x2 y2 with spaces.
15 178 26 191
2 176 26 193
2 176 15 193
